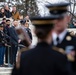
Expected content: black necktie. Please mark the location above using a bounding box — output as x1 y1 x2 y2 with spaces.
56 37 59 45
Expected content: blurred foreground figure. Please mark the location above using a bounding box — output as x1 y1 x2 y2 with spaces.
17 20 32 47
46 1 76 72
12 14 75 75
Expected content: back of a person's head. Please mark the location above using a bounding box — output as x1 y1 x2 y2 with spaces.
35 25 54 39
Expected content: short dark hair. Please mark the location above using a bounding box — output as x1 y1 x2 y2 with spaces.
2 18 6 20
35 24 54 39
6 19 10 22
13 5 16 7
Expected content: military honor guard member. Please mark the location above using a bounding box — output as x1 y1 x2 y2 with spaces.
12 13 76 75
46 1 76 72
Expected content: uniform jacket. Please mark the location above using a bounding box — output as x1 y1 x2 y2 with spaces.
12 11 20 20
12 42 75 75
52 32 76 72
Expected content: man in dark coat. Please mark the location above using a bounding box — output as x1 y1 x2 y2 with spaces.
9 21 20 65
24 20 32 40
4 5 12 18
0 23 10 67
4 19 12 65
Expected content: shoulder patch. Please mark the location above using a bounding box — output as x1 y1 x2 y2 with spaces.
66 36 72 41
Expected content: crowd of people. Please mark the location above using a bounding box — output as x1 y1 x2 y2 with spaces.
0 4 33 67
0 4 21 20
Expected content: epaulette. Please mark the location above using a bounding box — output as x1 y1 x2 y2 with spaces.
66 35 72 41
52 46 75 62
16 47 29 69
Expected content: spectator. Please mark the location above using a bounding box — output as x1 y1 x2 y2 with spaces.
0 8 6 18
4 19 11 65
9 20 20 65
24 21 32 40
12 6 20 20
4 5 12 18
13 20 19 27
0 24 7 67
24 15 30 23
19 19 32 46
4 19 11 35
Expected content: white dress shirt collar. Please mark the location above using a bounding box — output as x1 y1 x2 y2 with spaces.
52 29 67 45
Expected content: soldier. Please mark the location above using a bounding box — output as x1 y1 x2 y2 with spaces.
46 1 76 72
12 14 75 75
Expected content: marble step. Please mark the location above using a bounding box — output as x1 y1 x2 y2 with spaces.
0 72 11 75
0 67 12 75
0 67 12 72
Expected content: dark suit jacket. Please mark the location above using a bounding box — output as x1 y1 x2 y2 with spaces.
52 32 76 72
0 12 5 18
0 31 7 46
12 42 74 75
5 9 12 18
26 28 32 40
9 26 19 45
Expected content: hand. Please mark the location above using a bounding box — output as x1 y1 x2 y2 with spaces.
5 44 8 46
69 51 75 57
67 51 75 62
18 39 21 43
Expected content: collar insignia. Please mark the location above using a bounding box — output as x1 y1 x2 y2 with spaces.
66 36 72 41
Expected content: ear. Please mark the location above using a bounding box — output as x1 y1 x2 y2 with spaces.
49 29 53 36
67 15 72 23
